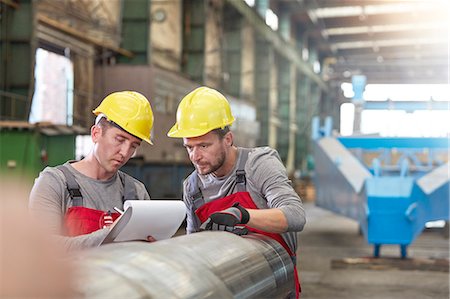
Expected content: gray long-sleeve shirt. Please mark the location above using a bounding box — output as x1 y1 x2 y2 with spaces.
183 147 306 253
29 161 150 251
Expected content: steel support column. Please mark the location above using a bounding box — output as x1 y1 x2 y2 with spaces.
181 0 205 83
222 4 242 97
0 0 35 120
119 0 150 64
254 34 271 146
295 76 311 170
276 54 290 163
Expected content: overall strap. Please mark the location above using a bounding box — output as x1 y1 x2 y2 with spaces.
186 170 204 230
187 170 205 211
187 147 253 227
187 147 254 200
234 148 252 193
57 165 83 207
118 171 138 202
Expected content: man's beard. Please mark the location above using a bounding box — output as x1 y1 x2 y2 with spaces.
197 149 226 175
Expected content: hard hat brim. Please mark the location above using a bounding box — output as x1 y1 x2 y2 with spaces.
167 124 210 138
93 109 153 145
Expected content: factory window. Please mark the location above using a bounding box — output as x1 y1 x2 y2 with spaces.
29 48 74 125
75 135 93 160
340 103 355 136
265 9 278 31
361 110 450 137
244 0 255 7
340 83 450 137
75 135 138 160
313 61 321 74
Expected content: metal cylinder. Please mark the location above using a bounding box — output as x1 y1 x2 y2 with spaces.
73 231 295 299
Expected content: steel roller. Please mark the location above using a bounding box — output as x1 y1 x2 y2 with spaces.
73 231 295 298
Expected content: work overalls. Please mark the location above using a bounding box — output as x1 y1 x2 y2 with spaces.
58 165 136 236
186 148 301 298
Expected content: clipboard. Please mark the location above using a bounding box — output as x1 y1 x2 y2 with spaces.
101 206 133 244
101 200 186 244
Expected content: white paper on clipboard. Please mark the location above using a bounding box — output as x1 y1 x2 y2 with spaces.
101 200 186 244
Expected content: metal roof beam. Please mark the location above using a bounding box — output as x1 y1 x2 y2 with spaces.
363 101 450 111
336 44 447 57
322 11 447 29
330 69 448 84
330 37 446 51
333 58 447 68
313 2 438 18
328 29 443 44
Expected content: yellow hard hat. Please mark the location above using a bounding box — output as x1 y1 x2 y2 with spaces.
93 91 154 144
167 86 235 138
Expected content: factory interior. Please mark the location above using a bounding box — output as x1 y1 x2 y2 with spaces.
0 0 449 298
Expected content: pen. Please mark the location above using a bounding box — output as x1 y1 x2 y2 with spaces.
114 207 124 215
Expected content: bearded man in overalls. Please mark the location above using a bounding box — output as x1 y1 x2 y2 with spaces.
168 86 306 298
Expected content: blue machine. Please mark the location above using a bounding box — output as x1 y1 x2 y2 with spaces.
312 117 449 258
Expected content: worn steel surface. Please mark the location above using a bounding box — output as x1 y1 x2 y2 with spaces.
74 232 295 299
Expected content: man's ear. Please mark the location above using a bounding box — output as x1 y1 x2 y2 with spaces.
224 131 233 147
91 125 102 143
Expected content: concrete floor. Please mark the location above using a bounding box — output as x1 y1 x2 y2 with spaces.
297 202 449 299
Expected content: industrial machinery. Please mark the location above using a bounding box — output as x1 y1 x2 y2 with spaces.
73 232 295 299
0 121 82 179
312 117 449 258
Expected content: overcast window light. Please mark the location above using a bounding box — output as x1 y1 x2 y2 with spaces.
324 22 445 36
302 48 309 61
266 9 278 31
363 84 450 101
340 83 450 137
340 103 355 136
313 61 321 74
341 83 450 101
29 48 74 125
360 110 450 137
244 0 255 7
76 135 93 160
332 37 443 51
315 3 432 18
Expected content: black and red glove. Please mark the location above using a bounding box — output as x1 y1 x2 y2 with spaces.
200 203 250 235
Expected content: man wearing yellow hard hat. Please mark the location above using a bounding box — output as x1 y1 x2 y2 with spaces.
29 91 155 251
168 86 306 298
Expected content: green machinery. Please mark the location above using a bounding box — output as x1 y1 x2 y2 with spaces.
0 122 80 181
